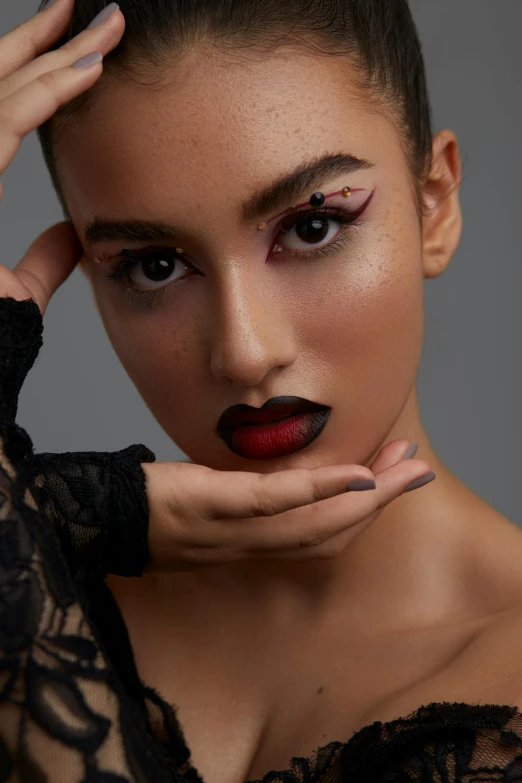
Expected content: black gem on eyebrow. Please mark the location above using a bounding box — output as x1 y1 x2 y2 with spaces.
240 151 375 223
83 151 375 246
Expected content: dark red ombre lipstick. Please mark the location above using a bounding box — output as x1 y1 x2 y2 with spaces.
216 396 331 460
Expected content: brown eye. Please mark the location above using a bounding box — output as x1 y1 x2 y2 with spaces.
140 251 178 282
294 215 329 244
126 248 193 289
277 211 351 253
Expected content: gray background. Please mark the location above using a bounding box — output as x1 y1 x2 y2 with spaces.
1 1 520 524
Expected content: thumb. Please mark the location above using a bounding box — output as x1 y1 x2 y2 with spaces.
13 221 83 315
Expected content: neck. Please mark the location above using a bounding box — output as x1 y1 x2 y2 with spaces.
146 384 493 635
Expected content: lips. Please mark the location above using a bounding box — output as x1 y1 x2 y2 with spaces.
216 396 329 432
216 396 332 460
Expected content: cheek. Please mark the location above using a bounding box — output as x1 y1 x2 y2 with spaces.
299 221 424 447
306 250 423 366
95 290 207 421
305 266 423 386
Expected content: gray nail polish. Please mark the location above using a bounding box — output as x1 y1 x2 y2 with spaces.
346 478 376 492
404 471 436 493
404 442 418 459
86 2 119 29
42 0 58 7
72 51 103 68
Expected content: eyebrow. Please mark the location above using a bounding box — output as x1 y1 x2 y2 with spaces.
83 151 375 246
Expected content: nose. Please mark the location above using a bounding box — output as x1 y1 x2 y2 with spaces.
210 272 297 387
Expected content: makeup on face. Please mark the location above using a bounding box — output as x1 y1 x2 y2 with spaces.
91 185 370 264
89 183 376 310
256 185 364 230
216 396 332 460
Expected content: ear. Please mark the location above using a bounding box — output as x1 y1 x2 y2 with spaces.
421 129 463 279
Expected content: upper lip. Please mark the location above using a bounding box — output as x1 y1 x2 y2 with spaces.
216 396 329 432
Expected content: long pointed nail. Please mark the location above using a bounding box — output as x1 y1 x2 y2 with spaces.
87 2 120 29
72 51 103 68
404 442 418 459
346 479 376 491
405 471 436 493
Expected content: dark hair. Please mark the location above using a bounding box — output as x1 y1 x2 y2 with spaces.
35 0 433 221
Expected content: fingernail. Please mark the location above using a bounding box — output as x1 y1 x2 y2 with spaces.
403 442 418 460
86 2 120 29
42 0 59 8
404 471 436 493
72 51 103 68
346 478 376 492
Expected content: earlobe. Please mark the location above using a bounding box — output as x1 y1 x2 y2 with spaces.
421 130 463 279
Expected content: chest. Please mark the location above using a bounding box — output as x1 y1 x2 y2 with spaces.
126 608 492 783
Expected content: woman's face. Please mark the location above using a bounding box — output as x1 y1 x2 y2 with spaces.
55 49 427 472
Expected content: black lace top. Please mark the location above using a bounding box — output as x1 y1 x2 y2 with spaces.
2 294 522 783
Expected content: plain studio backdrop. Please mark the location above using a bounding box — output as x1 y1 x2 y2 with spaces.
0 1 520 526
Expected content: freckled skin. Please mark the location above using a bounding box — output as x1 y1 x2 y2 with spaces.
54 48 521 681
61 52 425 479
49 47 522 782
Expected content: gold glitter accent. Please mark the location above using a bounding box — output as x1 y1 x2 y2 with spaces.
286 206 296 214
258 221 267 230
342 186 351 197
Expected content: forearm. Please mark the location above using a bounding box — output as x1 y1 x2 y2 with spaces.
0 296 172 780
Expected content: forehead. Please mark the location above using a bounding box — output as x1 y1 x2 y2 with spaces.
56 49 403 218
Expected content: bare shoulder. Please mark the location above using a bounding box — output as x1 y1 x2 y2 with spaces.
463 601 522 702
373 604 522 733
367 512 522 726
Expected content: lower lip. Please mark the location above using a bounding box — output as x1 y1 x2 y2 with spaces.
218 408 331 460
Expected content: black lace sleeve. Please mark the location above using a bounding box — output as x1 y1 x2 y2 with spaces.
0 295 188 781
0 295 158 583
25 443 156 581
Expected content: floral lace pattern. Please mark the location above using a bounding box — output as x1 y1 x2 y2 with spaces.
0 424 181 781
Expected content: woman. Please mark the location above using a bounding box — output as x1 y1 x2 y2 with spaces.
1 0 521 780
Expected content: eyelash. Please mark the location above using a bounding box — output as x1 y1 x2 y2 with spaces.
104 206 361 309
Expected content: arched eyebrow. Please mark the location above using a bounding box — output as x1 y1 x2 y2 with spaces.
241 151 374 222
83 151 375 246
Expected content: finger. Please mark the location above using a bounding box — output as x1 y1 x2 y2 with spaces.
0 6 125 102
0 0 74 79
0 54 104 177
369 439 417 475
200 463 377 521
276 455 423 562
13 222 83 314
229 459 432 554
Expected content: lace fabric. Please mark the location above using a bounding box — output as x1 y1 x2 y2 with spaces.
2 294 522 782
27 444 156 581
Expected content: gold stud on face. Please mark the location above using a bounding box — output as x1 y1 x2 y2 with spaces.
258 221 267 230
175 248 184 253
342 186 351 197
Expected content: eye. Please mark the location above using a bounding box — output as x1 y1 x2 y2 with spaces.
272 208 356 256
107 247 193 291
